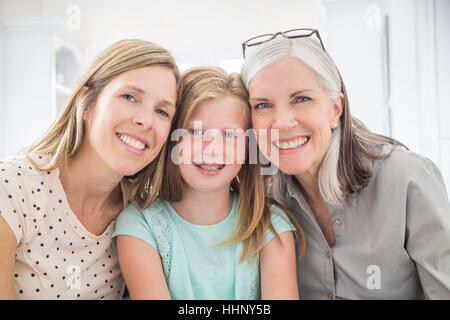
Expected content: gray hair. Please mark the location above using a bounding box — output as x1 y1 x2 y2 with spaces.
241 37 345 207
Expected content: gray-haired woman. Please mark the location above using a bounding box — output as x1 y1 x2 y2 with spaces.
241 29 450 299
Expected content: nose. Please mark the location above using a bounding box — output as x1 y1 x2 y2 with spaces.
202 132 223 162
272 104 297 131
133 108 153 129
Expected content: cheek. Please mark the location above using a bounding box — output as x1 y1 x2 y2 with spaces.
251 112 268 132
177 137 198 164
153 120 172 145
251 113 276 150
88 102 130 139
310 116 333 148
223 138 246 164
84 109 113 146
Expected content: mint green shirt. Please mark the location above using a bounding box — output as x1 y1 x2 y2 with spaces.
111 193 296 300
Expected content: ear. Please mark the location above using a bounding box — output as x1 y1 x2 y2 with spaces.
332 92 344 123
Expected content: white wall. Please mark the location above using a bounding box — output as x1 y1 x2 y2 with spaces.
0 23 4 156
0 0 324 68
387 0 421 153
388 0 449 193
1 21 54 156
322 0 389 136
321 0 449 195
435 0 450 194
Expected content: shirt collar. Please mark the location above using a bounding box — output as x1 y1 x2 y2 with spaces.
281 172 358 209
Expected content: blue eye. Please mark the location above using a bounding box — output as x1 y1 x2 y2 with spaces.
254 102 271 110
223 131 236 139
156 109 169 118
294 96 311 103
122 93 136 102
189 128 202 136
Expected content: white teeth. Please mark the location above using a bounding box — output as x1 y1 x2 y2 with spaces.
197 164 225 171
275 137 309 150
118 134 146 151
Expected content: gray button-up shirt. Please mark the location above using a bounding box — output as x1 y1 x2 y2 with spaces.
280 148 450 299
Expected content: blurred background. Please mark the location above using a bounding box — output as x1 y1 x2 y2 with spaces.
0 0 449 194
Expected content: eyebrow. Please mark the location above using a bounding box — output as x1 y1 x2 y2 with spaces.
289 89 314 98
119 85 146 94
249 89 314 102
156 100 176 109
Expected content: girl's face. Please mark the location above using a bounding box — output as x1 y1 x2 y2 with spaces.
248 56 342 179
178 95 247 194
82 65 177 177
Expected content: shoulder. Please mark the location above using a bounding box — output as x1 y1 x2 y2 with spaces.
116 198 171 231
262 203 296 247
0 153 52 180
0 154 55 245
112 198 173 256
267 203 295 231
374 147 441 183
268 203 289 219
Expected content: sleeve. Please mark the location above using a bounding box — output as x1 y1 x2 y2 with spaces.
405 157 450 299
0 161 25 246
111 203 158 255
264 204 297 246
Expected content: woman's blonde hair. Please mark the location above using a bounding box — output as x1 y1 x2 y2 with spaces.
160 66 305 263
27 39 180 209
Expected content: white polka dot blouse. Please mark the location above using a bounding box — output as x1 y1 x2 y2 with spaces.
0 154 125 299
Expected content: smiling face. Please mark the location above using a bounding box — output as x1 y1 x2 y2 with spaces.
248 56 343 179
177 95 247 194
82 65 177 177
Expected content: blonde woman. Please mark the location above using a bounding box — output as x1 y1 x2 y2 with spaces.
241 28 450 299
0 39 180 299
112 67 305 299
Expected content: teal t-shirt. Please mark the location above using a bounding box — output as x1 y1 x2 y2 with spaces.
111 193 296 300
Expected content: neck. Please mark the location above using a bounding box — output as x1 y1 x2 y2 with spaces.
171 184 234 226
59 144 123 218
294 169 323 205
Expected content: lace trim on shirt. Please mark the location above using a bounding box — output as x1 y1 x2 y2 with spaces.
248 254 260 299
147 200 173 277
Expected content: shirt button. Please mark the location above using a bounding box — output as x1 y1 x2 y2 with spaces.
334 219 342 227
328 292 334 299
326 250 332 259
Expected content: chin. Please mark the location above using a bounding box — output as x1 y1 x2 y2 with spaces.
189 181 231 193
278 161 310 176
114 162 147 178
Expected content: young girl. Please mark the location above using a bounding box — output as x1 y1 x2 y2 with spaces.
111 67 304 300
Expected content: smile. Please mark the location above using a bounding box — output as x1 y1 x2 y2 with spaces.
193 163 226 176
273 136 310 150
117 133 149 152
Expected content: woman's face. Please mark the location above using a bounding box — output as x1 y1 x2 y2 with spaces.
83 65 177 177
248 56 342 179
178 96 247 194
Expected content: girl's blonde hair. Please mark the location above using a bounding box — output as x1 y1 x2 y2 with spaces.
160 66 305 263
27 39 180 209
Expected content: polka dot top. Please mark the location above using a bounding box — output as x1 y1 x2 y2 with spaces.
0 154 125 299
